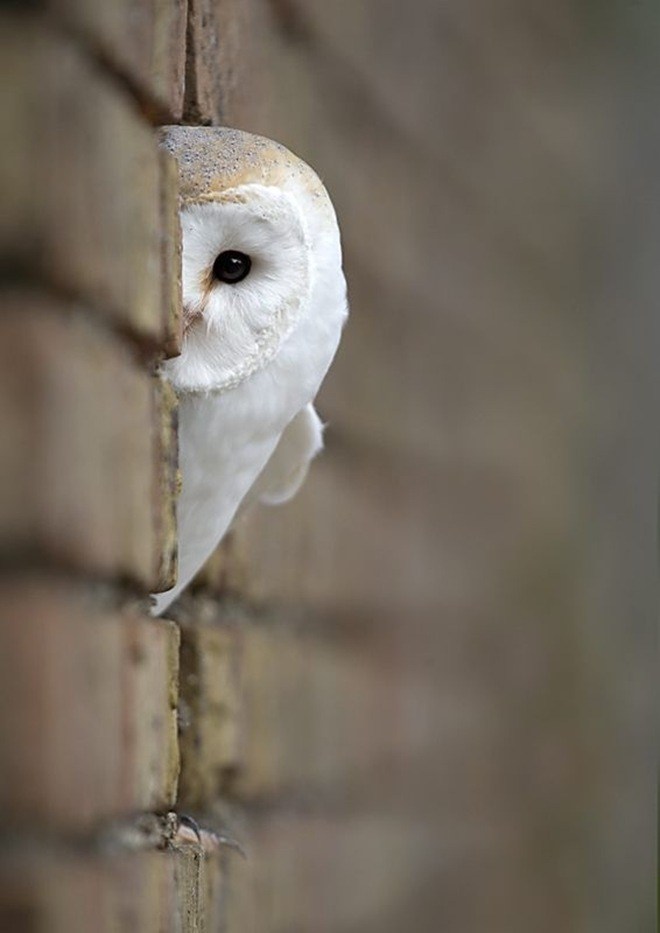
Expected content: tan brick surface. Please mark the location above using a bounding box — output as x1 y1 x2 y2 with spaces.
184 0 263 125
153 375 179 594
178 617 401 807
159 147 184 360
0 297 159 585
225 813 434 933
0 579 179 828
0 843 224 933
233 626 391 801
0 16 163 341
49 0 188 120
178 621 242 808
227 436 574 625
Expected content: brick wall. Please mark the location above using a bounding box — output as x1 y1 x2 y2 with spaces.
0 3 656 932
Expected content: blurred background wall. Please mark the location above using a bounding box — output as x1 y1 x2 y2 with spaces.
0 2 657 932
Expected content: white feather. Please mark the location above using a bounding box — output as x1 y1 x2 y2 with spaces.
151 161 347 615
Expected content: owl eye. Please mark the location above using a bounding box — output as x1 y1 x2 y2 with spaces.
212 250 252 284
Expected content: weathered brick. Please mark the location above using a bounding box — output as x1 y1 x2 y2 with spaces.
230 426 583 627
0 579 179 829
184 0 263 125
270 2 583 168
178 622 243 808
224 813 434 933
221 449 433 618
48 0 188 120
188 531 248 600
152 375 179 593
0 843 223 933
178 618 400 806
159 147 183 360
236 628 402 801
226 806 592 933
0 16 163 341
174 845 226 933
0 297 159 584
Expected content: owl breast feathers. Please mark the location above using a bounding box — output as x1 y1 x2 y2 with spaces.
151 127 348 616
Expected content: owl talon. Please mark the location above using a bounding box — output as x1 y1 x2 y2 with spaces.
172 812 247 858
175 813 202 844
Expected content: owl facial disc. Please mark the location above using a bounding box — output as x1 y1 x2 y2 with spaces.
166 184 312 394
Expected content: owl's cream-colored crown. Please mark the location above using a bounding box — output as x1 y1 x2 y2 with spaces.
159 126 335 221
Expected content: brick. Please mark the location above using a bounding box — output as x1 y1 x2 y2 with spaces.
0 844 223 933
0 297 159 584
159 147 183 360
223 450 438 617
230 809 580 933
224 813 435 933
178 622 242 808
236 628 402 801
184 0 263 125
48 0 188 120
0 16 163 341
271 1 583 166
317 259 584 464
152 375 179 593
178 618 401 806
188 531 248 599
174 846 226 933
0 579 179 829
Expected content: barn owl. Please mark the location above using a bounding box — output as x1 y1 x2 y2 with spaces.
151 127 348 615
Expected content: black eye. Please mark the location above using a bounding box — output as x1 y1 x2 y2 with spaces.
212 250 252 284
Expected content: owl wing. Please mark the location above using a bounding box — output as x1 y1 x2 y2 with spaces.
152 402 324 616
251 403 324 506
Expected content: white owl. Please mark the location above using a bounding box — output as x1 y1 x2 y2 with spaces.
151 127 348 615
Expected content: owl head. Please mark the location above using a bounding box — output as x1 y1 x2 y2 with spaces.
158 127 347 396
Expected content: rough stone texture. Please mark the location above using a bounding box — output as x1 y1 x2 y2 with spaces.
184 0 262 125
0 579 179 829
0 15 163 342
48 0 189 120
153 375 179 593
224 813 436 933
0 297 160 584
159 147 184 359
177 614 405 807
188 531 247 599
0 843 224 933
178 621 242 809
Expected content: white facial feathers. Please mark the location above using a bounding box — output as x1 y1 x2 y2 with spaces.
166 185 314 394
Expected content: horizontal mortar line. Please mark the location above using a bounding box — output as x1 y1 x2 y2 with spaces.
0 555 155 612
0 810 196 857
0 272 166 369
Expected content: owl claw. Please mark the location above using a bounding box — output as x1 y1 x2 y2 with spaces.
175 813 202 844
172 812 247 858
